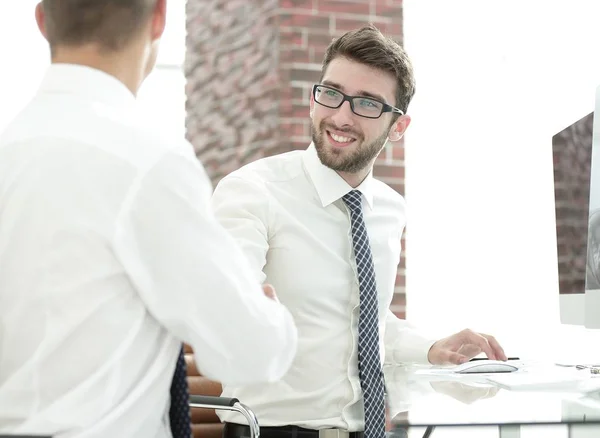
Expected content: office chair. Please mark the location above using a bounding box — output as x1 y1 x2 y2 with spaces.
189 395 259 438
185 345 260 438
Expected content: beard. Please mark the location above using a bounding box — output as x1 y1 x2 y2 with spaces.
311 119 389 174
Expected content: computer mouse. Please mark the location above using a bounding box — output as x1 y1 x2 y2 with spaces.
453 360 519 374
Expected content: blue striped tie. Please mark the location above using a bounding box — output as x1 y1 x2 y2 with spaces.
343 190 386 438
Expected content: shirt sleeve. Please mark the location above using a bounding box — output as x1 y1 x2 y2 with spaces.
112 144 297 386
384 309 436 365
210 174 271 284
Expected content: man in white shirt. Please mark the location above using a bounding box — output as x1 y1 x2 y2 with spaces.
0 1 297 437
211 24 507 438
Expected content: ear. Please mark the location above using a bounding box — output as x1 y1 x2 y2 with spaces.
35 2 48 40
388 114 411 142
309 88 315 118
150 0 167 41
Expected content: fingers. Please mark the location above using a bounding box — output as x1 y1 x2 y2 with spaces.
459 329 497 360
456 343 482 359
446 351 469 365
459 329 508 361
480 333 507 361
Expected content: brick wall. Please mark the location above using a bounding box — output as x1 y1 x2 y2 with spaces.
185 0 406 317
185 0 281 181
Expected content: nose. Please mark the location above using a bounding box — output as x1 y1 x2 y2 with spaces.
330 100 355 128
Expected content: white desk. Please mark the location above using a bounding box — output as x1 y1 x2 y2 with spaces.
384 362 600 438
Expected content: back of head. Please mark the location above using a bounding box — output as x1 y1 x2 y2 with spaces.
41 0 156 55
320 24 416 115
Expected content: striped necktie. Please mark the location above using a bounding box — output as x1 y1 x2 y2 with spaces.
343 190 386 438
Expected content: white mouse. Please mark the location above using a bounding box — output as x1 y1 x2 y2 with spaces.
453 360 519 374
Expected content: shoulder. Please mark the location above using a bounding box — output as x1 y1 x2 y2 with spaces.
372 178 407 211
216 150 305 190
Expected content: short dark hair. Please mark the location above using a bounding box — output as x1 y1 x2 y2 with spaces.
41 0 156 53
320 24 416 115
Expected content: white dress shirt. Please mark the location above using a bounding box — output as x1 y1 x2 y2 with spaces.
0 64 297 438
211 145 436 431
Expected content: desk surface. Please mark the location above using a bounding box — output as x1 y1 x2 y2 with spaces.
385 362 600 428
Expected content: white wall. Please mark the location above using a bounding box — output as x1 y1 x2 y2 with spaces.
137 1 187 138
0 1 49 132
402 0 600 354
0 1 187 137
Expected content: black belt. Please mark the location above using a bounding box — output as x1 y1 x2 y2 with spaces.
223 422 364 438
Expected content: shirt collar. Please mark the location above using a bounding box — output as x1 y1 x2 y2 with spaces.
37 63 137 109
302 143 374 210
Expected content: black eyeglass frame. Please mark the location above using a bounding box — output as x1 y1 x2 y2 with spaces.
312 84 405 119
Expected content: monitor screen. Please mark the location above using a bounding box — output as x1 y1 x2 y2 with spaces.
553 84 600 328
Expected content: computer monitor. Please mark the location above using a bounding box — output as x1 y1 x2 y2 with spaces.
554 85 600 329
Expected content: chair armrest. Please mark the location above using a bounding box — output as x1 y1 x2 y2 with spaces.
189 396 260 438
190 395 239 407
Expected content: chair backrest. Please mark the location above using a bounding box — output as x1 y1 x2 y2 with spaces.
185 344 224 438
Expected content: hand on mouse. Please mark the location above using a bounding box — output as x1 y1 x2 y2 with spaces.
427 328 507 365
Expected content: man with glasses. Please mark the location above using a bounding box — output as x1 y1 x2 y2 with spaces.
211 24 507 438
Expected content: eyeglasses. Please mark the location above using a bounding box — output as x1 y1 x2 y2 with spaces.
312 84 404 119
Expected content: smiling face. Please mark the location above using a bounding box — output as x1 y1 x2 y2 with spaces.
310 57 410 177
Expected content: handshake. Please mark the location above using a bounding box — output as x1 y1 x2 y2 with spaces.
262 284 279 302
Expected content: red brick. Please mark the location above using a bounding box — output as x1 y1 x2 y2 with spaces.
392 144 405 160
281 0 316 10
266 144 294 157
381 21 403 38
292 86 305 101
296 14 330 28
373 163 405 179
307 31 336 50
310 45 328 64
290 67 321 83
333 17 374 33
280 13 330 29
281 48 311 64
395 272 406 287
279 13 294 27
374 3 403 17
391 293 406 308
280 28 306 47
292 105 311 119
282 121 308 137
292 140 310 150
316 0 370 15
